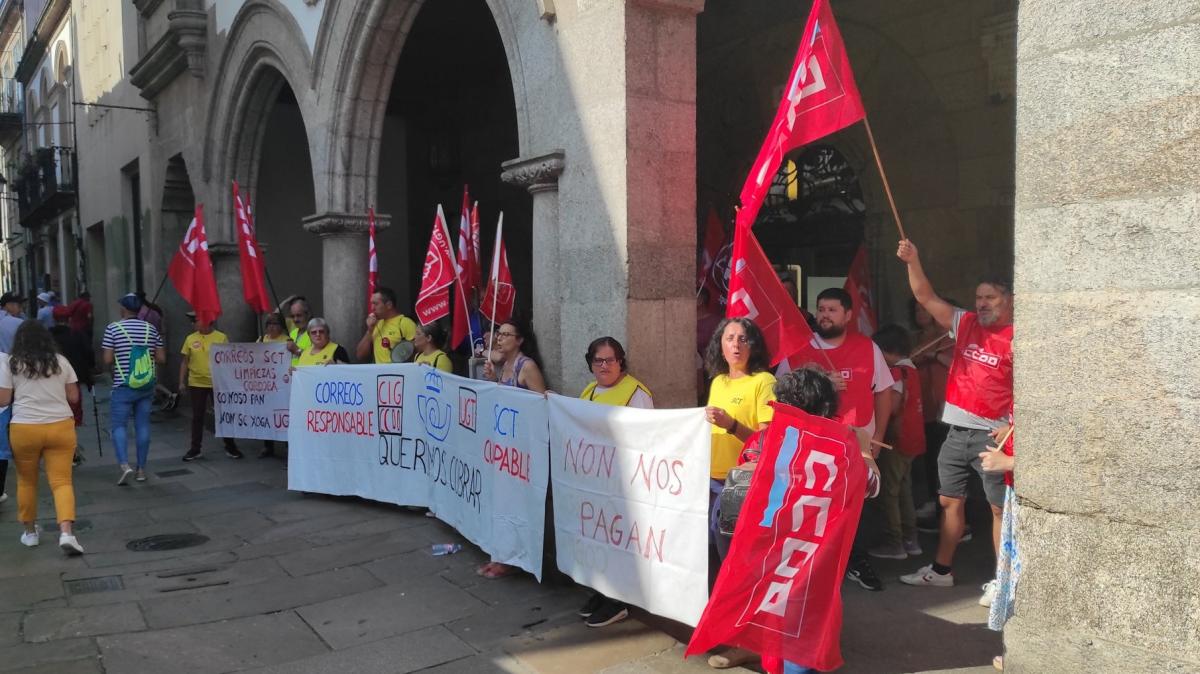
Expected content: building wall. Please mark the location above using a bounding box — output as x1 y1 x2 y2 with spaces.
1006 1 1200 670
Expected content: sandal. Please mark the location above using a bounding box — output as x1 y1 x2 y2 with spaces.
475 562 519 579
993 655 1003 670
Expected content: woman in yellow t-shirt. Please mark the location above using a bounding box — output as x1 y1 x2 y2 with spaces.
258 313 290 344
295 318 350 367
413 322 453 373
701 316 775 669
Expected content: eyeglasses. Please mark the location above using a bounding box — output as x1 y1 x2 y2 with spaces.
495 331 519 338
309 329 328 335
591 357 618 367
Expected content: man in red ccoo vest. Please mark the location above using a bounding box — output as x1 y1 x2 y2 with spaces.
895 239 1013 607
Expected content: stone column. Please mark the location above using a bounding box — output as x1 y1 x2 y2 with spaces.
207 243 255 341
501 150 566 386
301 212 390 347
1006 3 1199 671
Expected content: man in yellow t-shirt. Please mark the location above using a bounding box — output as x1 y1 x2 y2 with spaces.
178 313 241 461
356 287 417 364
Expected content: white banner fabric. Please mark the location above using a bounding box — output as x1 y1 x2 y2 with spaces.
210 342 291 441
547 394 711 625
288 364 549 580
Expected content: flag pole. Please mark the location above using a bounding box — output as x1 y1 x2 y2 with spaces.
862 115 907 241
486 213 504 364
148 272 169 306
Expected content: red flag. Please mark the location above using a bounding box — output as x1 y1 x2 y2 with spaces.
686 402 867 673
452 187 478 349
736 0 865 229
726 223 814 366
843 244 876 335
697 208 725 310
415 205 458 325
167 204 222 324
233 182 271 314
367 207 378 311
469 202 482 291
480 213 514 325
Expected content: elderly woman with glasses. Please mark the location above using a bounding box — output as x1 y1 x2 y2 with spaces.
295 318 350 367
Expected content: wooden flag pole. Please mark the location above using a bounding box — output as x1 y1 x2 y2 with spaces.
910 332 952 360
863 115 907 241
991 423 1015 451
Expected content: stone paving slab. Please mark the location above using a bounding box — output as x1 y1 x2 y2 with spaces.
21 602 146 643
96 612 328 674
243 624 477 674
0 611 21 647
0 637 98 672
138 565 382 629
4 660 103 674
502 619 695 674
65 556 288 608
274 529 428 577
77 533 245 569
298 575 489 650
0 573 65 610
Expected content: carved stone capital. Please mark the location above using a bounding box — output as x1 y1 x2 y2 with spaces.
207 242 239 258
501 150 565 194
168 8 208 78
301 211 392 237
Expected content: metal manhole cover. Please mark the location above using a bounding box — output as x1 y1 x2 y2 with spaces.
155 469 193 478
65 575 125 595
126 534 210 552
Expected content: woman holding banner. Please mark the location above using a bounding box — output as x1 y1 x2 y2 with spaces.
296 318 350 367
257 314 290 459
703 317 774 670
575 336 653 627
478 318 546 579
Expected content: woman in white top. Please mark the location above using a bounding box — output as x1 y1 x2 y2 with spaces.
0 320 83 554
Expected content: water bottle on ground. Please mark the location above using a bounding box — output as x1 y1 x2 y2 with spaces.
431 543 461 556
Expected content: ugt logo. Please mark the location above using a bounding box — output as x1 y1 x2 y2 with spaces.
458 387 478 433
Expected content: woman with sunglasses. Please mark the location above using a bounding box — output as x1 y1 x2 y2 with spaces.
702 317 775 670
477 317 546 579
295 318 350 367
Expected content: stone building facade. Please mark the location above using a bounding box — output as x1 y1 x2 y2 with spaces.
6 0 1195 669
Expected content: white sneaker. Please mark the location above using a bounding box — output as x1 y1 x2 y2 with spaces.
20 526 40 547
979 579 998 607
899 564 954 587
0 492 8 504
59 533 84 556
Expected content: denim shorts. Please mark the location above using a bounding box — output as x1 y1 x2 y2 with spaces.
937 426 1006 507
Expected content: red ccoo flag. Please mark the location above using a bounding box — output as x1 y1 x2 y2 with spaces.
167 204 222 324
451 187 479 349
686 401 868 673
233 182 271 314
843 244 876 335
367 207 378 312
480 213 514 326
726 222 814 366
736 0 865 229
414 204 458 325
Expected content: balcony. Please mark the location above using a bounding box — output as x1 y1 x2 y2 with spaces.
0 79 23 145
14 146 75 227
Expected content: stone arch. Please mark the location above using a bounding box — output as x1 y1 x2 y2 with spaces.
317 0 532 213
201 0 316 239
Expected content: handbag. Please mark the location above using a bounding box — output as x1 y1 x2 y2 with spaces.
717 432 764 537
0 405 12 461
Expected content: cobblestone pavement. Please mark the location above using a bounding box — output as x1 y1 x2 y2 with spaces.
0 386 999 673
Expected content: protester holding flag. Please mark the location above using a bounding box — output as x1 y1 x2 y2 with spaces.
413 322 453 373
477 317 546 580
102 294 166 485
178 313 242 462
356 288 417 364
896 239 1013 605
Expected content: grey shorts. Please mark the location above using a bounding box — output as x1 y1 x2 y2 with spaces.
937 426 1006 508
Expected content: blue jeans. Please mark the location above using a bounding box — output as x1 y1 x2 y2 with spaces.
783 662 817 674
111 385 153 467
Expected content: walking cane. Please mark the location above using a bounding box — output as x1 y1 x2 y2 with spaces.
89 384 103 457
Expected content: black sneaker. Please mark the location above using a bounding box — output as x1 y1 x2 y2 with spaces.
845 553 884 591
578 592 605 618
182 449 202 462
584 599 629 628
226 446 244 460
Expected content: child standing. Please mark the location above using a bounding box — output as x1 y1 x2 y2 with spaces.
868 324 926 559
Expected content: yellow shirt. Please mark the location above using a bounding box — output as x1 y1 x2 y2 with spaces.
415 349 453 373
258 333 290 344
707 370 776 478
288 327 312 367
372 314 417 363
181 330 229 388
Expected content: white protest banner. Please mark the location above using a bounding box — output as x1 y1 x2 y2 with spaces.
288 364 549 579
211 342 291 441
547 394 711 625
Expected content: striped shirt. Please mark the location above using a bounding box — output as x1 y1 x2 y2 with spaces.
102 318 163 386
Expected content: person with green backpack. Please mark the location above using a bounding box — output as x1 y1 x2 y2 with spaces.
101 294 166 485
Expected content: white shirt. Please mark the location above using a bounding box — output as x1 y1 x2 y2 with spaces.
0 354 78 424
